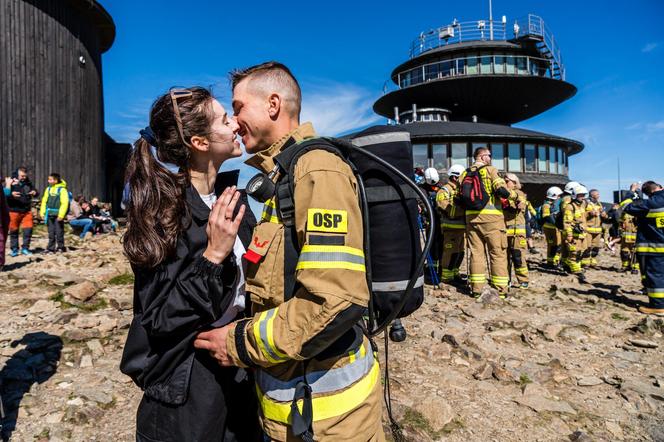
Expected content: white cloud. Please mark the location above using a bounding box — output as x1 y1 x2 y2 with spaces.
642 42 659 53
562 126 600 146
646 120 664 132
300 81 382 136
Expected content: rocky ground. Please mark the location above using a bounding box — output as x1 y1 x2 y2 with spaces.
0 227 662 441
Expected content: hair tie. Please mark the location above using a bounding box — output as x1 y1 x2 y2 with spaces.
140 126 158 147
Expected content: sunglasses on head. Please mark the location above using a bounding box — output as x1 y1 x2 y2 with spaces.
170 89 193 147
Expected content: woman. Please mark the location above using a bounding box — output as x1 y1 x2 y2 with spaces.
120 87 260 441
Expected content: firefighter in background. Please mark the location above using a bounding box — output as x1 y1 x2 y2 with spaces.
622 181 664 315
436 164 466 285
503 173 529 288
421 167 442 281
559 181 579 265
459 147 517 297
619 209 639 273
583 189 606 268
563 184 589 283
525 198 538 254
541 186 563 267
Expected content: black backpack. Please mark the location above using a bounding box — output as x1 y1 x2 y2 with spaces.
555 198 567 229
252 125 433 337
459 165 490 211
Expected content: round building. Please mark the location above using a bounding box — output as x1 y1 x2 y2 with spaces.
373 14 583 202
0 0 115 199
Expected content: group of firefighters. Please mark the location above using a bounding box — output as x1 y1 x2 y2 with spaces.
419 146 664 316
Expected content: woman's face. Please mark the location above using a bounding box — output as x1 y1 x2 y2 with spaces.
207 99 241 161
505 180 515 190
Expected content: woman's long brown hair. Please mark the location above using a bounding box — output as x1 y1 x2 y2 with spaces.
123 87 214 268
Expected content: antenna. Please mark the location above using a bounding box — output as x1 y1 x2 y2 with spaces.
489 0 494 40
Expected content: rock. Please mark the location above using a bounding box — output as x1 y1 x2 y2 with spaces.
442 334 460 348
73 315 101 329
63 280 97 302
632 316 664 335
601 375 623 386
64 403 104 424
44 411 64 423
474 363 493 380
53 310 78 324
620 378 664 401
516 383 577 415
605 421 624 440
541 324 564 341
80 354 93 368
627 338 658 348
476 286 500 304
569 430 592 442
98 316 118 333
66 397 84 406
414 396 453 432
77 388 114 406
86 339 105 356
108 297 133 311
28 299 57 314
63 328 101 342
577 376 603 387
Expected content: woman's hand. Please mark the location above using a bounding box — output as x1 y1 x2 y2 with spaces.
202 186 245 264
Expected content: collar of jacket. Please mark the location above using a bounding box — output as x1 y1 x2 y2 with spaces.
244 122 317 173
186 171 240 221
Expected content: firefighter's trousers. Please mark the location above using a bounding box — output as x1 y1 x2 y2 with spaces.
563 234 586 274
507 235 529 284
467 222 508 295
639 254 664 309
620 240 639 271
543 225 561 266
440 229 465 282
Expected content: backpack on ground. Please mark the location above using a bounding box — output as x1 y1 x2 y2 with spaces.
459 166 490 211
250 125 433 337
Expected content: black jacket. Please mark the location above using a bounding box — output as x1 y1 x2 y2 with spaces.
120 172 256 404
7 175 38 213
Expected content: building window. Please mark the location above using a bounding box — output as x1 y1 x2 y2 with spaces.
490 143 505 170
538 145 547 172
440 60 452 77
413 144 428 170
456 58 466 75
506 55 516 74
480 54 492 74
466 54 478 75
411 67 423 85
432 143 448 170
494 56 505 74
508 143 521 171
558 148 564 174
425 63 439 81
524 144 536 172
516 57 528 75
451 143 468 167
548 146 557 174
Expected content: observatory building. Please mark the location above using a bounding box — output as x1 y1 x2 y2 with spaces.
373 14 583 202
0 0 127 208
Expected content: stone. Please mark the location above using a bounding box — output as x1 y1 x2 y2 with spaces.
66 397 84 406
108 297 133 311
474 363 494 380
627 339 658 348
45 411 64 423
620 378 664 401
62 328 101 342
63 280 97 302
80 354 93 368
541 324 564 341
64 404 104 424
577 376 603 387
569 430 592 442
98 316 118 333
28 299 57 314
73 315 101 329
476 286 501 304
414 396 453 432
605 421 624 440
86 339 105 356
78 388 114 406
516 383 577 415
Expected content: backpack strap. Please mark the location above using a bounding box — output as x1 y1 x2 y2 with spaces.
273 138 352 301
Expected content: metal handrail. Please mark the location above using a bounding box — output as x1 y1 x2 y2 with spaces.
408 14 564 80
389 53 559 92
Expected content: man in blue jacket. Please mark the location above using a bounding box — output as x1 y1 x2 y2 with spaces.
622 181 664 315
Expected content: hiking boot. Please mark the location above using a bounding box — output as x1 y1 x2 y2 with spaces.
638 306 664 316
20 248 32 256
56 248 67 254
9 249 19 257
577 273 587 284
631 269 639 275
520 282 529 289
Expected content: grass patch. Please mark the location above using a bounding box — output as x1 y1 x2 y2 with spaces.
400 407 462 439
34 428 50 440
519 373 533 387
50 291 108 312
108 273 134 285
611 312 629 321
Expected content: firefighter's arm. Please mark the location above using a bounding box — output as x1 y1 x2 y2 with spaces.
489 168 516 200
623 198 651 217
226 154 368 368
436 188 451 214
527 201 537 217
562 205 574 235
57 190 70 219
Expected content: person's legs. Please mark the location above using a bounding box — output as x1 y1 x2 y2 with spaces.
70 219 94 238
484 223 509 295
55 219 65 251
513 234 529 285
46 217 56 252
467 224 486 295
8 212 21 254
20 212 33 253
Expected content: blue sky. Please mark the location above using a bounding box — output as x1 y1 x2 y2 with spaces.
102 0 664 203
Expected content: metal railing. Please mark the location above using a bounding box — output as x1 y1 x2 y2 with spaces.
408 14 564 80
389 53 558 92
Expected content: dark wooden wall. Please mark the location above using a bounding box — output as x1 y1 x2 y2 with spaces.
0 0 106 198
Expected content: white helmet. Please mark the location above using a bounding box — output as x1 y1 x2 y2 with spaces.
448 164 465 178
424 167 440 185
546 186 563 200
564 181 580 194
571 184 588 198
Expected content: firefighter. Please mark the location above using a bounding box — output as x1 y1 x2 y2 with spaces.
423 167 443 280
541 186 563 267
562 184 589 282
503 173 529 288
459 147 517 297
436 164 466 285
192 62 384 441
559 181 579 264
619 210 639 273
583 189 605 268
622 181 664 315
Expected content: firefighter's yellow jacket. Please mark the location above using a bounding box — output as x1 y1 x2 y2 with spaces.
436 180 465 230
225 123 383 441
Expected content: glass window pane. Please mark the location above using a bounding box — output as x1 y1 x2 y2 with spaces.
425 63 439 81
490 143 505 170
480 55 492 74
456 58 466 75
506 55 516 74
524 144 536 172
508 143 521 171
411 67 423 85
558 148 564 174
538 146 547 172
466 54 478 75
440 60 452 77
451 143 468 167
548 146 557 173
516 57 528 74
413 144 428 170
494 56 505 74
432 144 448 170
